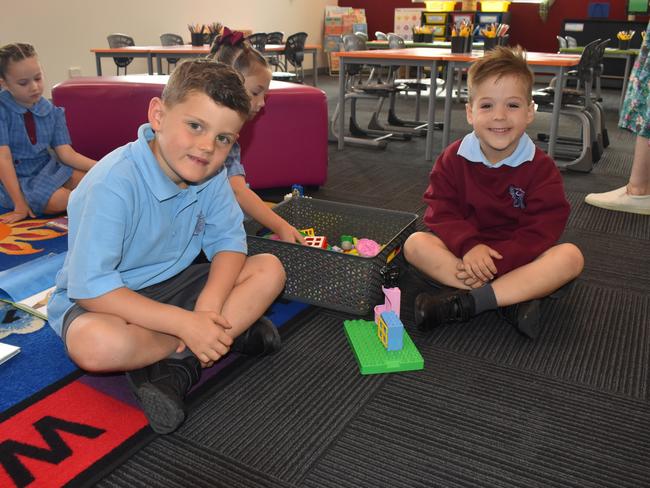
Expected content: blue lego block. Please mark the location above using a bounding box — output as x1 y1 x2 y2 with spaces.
379 311 404 351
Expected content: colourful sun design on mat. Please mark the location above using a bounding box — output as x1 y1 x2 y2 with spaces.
0 301 46 338
0 217 67 255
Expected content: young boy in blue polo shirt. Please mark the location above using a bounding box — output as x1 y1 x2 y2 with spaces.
48 60 286 434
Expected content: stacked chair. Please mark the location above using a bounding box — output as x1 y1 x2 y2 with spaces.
284 32 308 82
106 34 135 75
329 33 411 149
265 31 284 70
246 32 268 53
533 38 609 172
565 35 579 48
266 31 284 44
382 33 445 136
159 33 184 74
272 32 307 83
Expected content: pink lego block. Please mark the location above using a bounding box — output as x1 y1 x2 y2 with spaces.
374 286 401 323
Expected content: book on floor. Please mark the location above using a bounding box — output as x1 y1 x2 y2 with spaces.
0 341 20 365
0 286 52 322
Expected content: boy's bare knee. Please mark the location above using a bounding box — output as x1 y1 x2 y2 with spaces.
67 326 112 371
565 243 584 276
555 243 584 278
404 232 429 262
66 319 127 372
404 232 446 263
248 253 286 287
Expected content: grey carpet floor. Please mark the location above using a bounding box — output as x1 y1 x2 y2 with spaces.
96 75 649 488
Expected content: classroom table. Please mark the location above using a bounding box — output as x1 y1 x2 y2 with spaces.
367 40 484 49
91 44 322 86
560 46 639 109
91 46 155 77
335 48 581 161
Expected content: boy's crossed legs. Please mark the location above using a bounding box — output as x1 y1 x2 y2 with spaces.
404 232 584 337
64 253 285 433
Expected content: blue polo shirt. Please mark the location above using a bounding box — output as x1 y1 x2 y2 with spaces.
458 131 536 169
48 123 247 336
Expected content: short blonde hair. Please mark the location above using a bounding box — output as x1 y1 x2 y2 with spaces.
467 46 534 103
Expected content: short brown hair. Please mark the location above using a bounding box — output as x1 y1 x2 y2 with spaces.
0 43 37 78
161 59 250 118
467 46 534 103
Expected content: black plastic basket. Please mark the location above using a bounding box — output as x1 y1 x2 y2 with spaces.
244 197 417 316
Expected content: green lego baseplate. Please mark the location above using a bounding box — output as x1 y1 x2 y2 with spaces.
344 319 424 375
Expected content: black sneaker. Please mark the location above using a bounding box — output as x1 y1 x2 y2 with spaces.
414 289 475 331
498 299 541 340
231 316 281 356
126 356 201 434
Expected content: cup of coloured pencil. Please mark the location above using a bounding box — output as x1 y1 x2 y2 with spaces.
206 22 223 46
413 26 433 43
483 37 497 50
481 23 509 51
189 23 205 46
451 36 465 53
451 20 472 53
617 30 635 50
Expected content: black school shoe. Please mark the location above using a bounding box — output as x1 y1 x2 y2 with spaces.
231 316 281 356
498 299 541 340
414 289 476 330
126 356 201 434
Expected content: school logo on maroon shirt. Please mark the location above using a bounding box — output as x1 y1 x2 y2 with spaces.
508 185 526 209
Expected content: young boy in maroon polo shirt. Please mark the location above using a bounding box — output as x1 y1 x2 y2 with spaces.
403 47 584 339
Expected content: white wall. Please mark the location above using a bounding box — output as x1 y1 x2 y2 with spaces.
2 0 337 97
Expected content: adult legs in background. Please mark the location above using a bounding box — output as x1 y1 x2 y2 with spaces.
585 135 650 214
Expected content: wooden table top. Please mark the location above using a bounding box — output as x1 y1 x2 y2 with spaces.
335 48 581 66
92 44 321 54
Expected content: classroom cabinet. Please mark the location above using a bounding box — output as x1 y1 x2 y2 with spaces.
420 10 511 41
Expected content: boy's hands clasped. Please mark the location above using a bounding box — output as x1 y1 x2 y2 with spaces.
457 244 503 288
177 310 233 366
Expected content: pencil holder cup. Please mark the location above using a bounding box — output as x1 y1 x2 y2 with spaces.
413 33 433 42
483 37 497 51
464 35 474 52
618 39 630 50
191 33 204 46
498 34 509 46
451 36 465 53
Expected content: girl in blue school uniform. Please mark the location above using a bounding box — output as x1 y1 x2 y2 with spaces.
0 43 96 224
209 28 305 244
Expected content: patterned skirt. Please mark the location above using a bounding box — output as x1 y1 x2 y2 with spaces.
618 21 650 139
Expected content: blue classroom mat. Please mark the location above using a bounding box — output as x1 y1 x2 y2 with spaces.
0 213 68 272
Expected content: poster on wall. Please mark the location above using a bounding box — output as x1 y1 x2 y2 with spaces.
394 8 424 41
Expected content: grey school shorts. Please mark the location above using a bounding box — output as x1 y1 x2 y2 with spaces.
61 263 212 343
